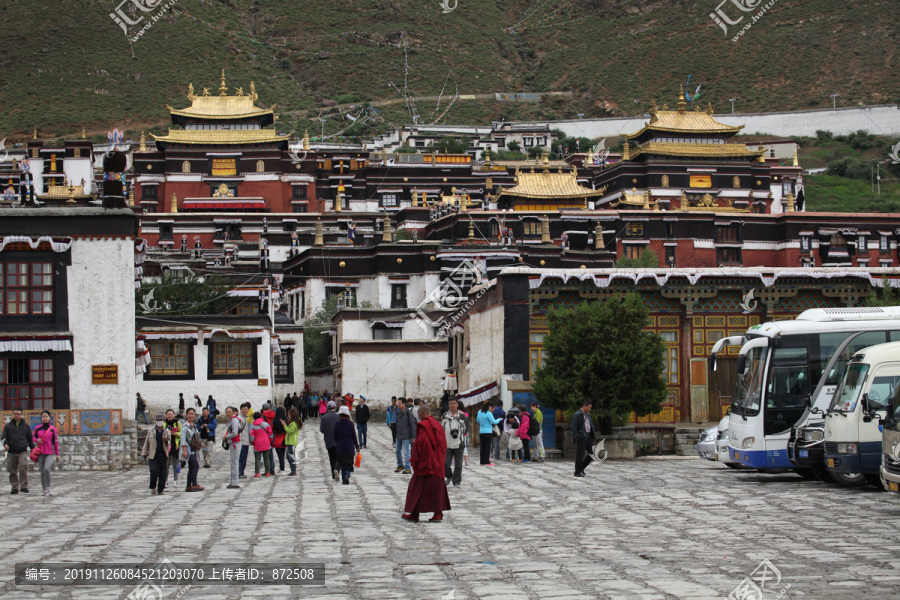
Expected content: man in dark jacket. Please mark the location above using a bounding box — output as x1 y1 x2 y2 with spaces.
197 407 217 468
394 397 416 474
355 396 370 449
2 409 35 494
319 401 340 481
570 400 595 477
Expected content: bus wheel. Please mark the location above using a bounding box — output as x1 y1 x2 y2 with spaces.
865 473 885 489
812 463 833 483
725 463 743 469
831 472 866 487
793 468 816 480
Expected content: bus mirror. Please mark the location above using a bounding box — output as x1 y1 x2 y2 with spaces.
711 354 717 372
861 393 869 414
736 355 747 374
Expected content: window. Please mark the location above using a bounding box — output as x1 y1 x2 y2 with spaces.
625 245 643 260
274 350 293 383
717 247 742 265
230 305 257 315
211 341 254 376
491 223 499 238
530 347 546 379
2 262 54 316
292 204 308 214
881 235 889 254
382 193 398 208
373 326 401 340
142 186 158 201
666 223 675 238
717 225 740 243
211 158 237 176
496 138 506 148
801 237 810 252
830 234 847 247
0 358 54 410
292 186 307 200
524 137 534 147
148 342 190 375
858 235 867 251
159 223 173 241
537 137 546 145
626 222 644 236
391 284 407 309
523 221 540 236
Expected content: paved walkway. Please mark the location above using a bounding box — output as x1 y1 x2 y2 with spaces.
2 425 900 600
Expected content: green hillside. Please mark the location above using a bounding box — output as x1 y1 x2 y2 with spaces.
1 0 898 143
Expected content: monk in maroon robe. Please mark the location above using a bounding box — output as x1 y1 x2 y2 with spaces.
402 405 451 522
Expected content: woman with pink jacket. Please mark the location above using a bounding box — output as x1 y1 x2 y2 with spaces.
249 411 274 477
32 411 60 496
516 406 532 463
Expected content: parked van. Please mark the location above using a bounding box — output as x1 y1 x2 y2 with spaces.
823 341 898 488
880 381 900 493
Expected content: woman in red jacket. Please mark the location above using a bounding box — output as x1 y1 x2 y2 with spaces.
273 407 287 473
33 411 60 496
402 405 451 522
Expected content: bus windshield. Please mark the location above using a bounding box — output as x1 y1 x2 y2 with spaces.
766 346 811 410
732 345 768 416
829 363 869 412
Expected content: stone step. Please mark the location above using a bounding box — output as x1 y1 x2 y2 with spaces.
676 444 698 456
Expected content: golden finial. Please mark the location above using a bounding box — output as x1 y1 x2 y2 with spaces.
303 130 310 150
250 81 258 101
650 99 658 115
792 147 799 167
594 222 604 250
706 101 714 115
677 85 686 113
81 126 86 139
412 189 419 207
758 145 766 163
139 131 147 152
382 216 392 243
188 83 196 101
170 193 178 213
541 150 550 172
128 185 135 206
219 69 228 96
484 148 491 165
622 140 630 161
786 192 795 212
33 128 37 140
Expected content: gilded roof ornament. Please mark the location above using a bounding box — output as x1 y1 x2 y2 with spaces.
202 87 210 97
236 87 244 96
188 83 196 101
219 69 228 97
677 85 687 114
706 102 714 115
250 82 258 102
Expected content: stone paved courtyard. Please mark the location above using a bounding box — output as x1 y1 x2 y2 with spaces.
2 425 900 600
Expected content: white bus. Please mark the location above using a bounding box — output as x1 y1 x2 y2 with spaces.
711 307 900 473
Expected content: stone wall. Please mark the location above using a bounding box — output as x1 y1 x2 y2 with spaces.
13 428 142 472
559 426 636 460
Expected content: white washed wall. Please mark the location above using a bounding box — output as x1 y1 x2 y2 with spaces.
461 305 505 394
340 347 446 407
68 238 136 413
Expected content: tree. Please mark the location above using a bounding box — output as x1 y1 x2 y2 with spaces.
532 293 668 434
429 136 470 154
303 296 339 370
866 276 900 307
506 140 521 153
136 273 237 315
395 144 417 153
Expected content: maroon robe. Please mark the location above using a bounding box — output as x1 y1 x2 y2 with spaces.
404 416 451 514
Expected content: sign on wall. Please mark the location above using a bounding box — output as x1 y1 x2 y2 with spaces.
92 365 118 384
689 174 712 188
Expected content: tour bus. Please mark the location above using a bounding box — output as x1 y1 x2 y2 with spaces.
822 341 897 488
711 307 900 473
880 384 900 493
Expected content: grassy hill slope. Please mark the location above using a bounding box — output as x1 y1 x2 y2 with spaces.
1 0 897 142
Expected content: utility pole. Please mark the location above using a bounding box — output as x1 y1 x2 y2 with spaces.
728 98 736 114
830 94 839 109
877 163 881 195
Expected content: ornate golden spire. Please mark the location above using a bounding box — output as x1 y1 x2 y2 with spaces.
758 145 766 163
82 126 86 139
128 185 135 206
33 128 37 140
303 130 310 151
382 216 392 243
541 218 551 244
188 83 196 101
792 147 799 166
219 69 228 97
139 131 147 152
706 102 714 115
484 148 491 165
785 192 795 212
412 189 419 207
677 85 686 114
542 150 550 172
622 140 630 161
594 223 604 250
250 81 258 102
171 193 178 213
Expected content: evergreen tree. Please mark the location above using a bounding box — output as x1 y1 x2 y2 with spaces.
532 293 668 434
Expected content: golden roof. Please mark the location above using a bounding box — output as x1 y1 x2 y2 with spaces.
168 96 274 120
151 129 288 145
38 181 90 200
628 141 764 160
626 101 742 139
496 166 605 199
